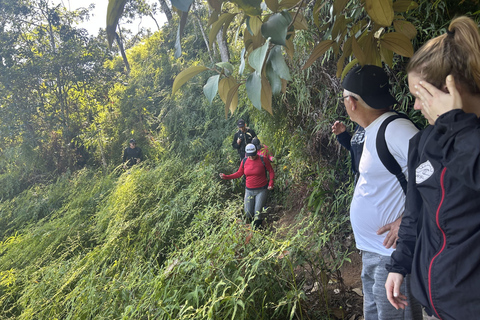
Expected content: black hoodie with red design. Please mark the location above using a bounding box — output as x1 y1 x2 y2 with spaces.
387 110 480 320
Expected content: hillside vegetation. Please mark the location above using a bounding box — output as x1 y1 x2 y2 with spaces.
1 0 478 319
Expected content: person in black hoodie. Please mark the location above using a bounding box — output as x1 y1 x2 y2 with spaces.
232 119 256 160
123 139 143 168
385 16 480 320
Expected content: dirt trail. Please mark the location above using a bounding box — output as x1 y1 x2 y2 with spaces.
266 193 364 319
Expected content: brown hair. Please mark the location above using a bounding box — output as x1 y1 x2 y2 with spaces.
407 16 480 94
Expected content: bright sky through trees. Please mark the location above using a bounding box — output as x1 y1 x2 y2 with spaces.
51 0 166 35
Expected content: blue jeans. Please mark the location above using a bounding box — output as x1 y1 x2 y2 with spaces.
244 188 268 221
361 251 422 320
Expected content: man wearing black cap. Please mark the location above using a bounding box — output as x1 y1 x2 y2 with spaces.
342 65 421 320
232 119 257 160
123 139 143 168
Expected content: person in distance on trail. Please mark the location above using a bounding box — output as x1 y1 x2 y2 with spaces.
122 139 143 169
219 143 274 229
385 16 480 320
232 119 256 161
342 65 422 320
331 120 365 183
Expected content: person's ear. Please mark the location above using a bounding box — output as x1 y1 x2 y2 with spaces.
442 83 449 93
349 98 357 111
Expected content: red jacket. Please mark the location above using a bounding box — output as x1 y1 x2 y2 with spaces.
223 156 274 190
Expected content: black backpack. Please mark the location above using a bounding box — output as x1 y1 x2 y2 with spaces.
376 113 418 194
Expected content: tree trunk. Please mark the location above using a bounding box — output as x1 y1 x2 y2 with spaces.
216 28 229 62
115 32 131 73
158 0 172 23
193 13 214 63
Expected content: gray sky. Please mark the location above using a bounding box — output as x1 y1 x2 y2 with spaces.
51 0 166 35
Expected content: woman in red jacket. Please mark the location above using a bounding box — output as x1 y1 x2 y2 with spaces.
220 144 274 229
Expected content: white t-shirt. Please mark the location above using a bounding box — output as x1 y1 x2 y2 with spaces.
350 112 419 256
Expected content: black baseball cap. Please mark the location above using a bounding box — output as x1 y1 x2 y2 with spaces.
342 65 398 109
237 119 245 127
129 139 136 144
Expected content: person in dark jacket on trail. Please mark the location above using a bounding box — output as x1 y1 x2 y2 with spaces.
385 16 480 320
220 144 274 229
232 119 256 160
123 139 143 168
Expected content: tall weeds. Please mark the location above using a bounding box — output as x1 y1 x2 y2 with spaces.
1 157 349 319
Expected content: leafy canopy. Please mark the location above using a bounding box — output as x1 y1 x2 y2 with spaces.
108 0 419 115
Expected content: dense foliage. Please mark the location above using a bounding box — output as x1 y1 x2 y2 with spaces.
1 0 479 318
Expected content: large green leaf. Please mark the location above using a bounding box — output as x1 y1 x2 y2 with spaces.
216 62 234 75
207 0 223 12
246 72 262 110
209 13 237 47
172 66 209 95
239 48 246 75
225 83 241 116
106 0 128 47
247 16 262 35
380 46 394 67
230 0 262 16
333 0 349 15
203 75 220 104
392 0 418 12
393 19 417 39
352 36 366 65
341 58 359 81
175 10 190 58
267 46 291 81
248 39 269 73
359 31 380 65
261 12 291 46
331 14 347 40
302 40 335 69
365 0 394 27
313 1 328 26
279 0 301 9
171 0 194 12
219 77 238 104
292 12 308 30
266 61 282 95
380 32 414 57
265 0 279 12
261 75 273 115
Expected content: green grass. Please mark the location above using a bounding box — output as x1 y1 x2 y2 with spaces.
0 154 353 319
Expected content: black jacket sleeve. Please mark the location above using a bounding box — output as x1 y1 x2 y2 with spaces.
232 131 240 150
387 131 424 276
122 148 127 162
434 110 480 190
336 131 352 151
248 129 257 140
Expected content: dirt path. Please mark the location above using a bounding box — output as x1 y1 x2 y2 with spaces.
268 202 365 319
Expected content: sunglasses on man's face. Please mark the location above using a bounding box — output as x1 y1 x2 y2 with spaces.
338 95 358 104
